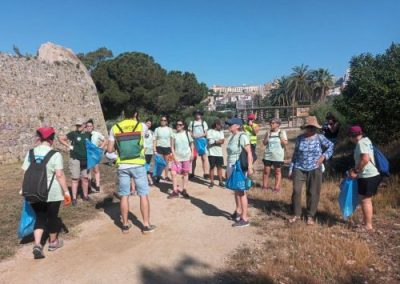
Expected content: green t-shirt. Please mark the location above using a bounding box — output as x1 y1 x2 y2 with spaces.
354 137 380 178
154 127 173 148
67 131 90 160
264 129 287 162
172 131 193 161
22 144 64 202
227 132 250 164
207 129 224 157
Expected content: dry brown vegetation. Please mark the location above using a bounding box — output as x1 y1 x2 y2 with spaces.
225 130 400 283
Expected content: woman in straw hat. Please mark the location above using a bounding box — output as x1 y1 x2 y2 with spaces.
288 116 334 225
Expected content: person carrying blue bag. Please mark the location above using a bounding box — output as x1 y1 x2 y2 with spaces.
225 117 254 228
348 125 385 231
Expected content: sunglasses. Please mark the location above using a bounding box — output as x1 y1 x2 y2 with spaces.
161 119 167 122
177 123 183 126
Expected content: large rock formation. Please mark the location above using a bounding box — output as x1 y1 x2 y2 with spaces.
0 42 107 164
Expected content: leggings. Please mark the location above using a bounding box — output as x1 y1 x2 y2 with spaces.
31 201 61 234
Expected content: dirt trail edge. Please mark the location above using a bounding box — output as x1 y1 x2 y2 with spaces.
0 163 261 284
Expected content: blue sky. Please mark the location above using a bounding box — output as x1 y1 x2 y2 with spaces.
1 0 399 86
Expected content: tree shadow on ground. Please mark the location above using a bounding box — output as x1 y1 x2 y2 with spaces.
95 197 143 230
189 196 231 220
140 254 274 284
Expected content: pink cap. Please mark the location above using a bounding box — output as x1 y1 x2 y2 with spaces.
348 125 363 136
247 113 255 120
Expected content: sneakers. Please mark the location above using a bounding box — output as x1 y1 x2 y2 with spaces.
167 191 179 199
230 211 241 222
203 174 209 180
232 219 250 228
189 173 195 180
48 239 64 251
208 182 214 189
219 181 225 188
142 225 156 234
121 223 132 234
33 245 45 259
180 190 190 199
72 199 78 206
82 196 91 202
92 185 100 193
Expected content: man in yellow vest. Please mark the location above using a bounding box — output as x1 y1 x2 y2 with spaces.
243 113 260 162
107 108 156 234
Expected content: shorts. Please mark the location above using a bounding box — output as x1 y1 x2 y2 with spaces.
262 159 284 168
171 161 191 174
358 175 382 197
156 146 172 155
208 156 224 169
69 158 88 179
118 166 149 196
251 144 257 162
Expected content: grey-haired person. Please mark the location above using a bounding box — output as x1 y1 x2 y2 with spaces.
262 118 288 192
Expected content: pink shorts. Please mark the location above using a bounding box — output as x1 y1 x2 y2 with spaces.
171 161 191 174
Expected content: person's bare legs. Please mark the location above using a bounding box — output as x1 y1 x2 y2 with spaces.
33 229 44 246
239 192 249 221
140 195 150 227
71 179 79 200
171 170 178 192
81 177 89 198
163 154 170 179
209 166 215 185
192 157 197 176
360 195 373 230
262 166 271 189
120 196 129 226
217 166 223 182
201 154 209 176
93 165 101 187
235 191 242 215
182 173 189 190
275 167 282 190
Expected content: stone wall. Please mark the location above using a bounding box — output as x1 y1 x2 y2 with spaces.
0 43 107 164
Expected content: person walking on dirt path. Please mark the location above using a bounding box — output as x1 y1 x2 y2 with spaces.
22 127 71 259
189 109 209 180
243 113 260 162
107 108 156 234
348 125 382 231
226 118 254 228
262 118 288 192
288 116 334 225
58 118 91 206
153 115 174 183
207 119 225 189
85 119 107 193
168 119 194 199
144 118 154 186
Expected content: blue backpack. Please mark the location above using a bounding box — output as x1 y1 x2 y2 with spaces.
372 145 390 177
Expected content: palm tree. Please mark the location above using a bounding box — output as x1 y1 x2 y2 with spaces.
310 68 334 102
269 76 291 106
287 64 312 105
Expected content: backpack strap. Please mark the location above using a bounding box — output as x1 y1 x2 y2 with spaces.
202 120 205 134
132 121 140 132
116 123 124 133
185 131 191 145
28 149 36 164
42 150 58 164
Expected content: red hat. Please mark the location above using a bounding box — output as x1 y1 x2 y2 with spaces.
348 125 363 136
36 127 56 140
247 113 256 120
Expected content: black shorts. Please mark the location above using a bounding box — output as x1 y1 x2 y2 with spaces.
208 156 224 169
262 159 284 168
156 147 172 155
145 154 153 164
358 175 382 197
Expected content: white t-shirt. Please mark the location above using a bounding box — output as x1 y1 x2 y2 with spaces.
189 120 208 137
172 131 193 161
354 137 380 178
264 129 287 162
207 129 224 157
154 127 173 148
90 130 105 147
109 123 148 169
227 132 250 164
144 129 154 155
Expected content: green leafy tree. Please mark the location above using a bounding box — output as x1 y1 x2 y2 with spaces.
310 68 334 102
77 47 113 71
334 43 400 143
268 76 291 106
287 64 312 105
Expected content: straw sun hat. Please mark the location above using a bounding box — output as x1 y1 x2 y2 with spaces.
301 116 321 129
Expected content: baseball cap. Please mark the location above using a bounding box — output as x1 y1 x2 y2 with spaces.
75 118 85 126
36 127 56 140
348 125 363 136
225 117 243 126
247 113 256 120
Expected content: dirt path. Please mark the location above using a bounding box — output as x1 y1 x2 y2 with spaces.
0 163 261 284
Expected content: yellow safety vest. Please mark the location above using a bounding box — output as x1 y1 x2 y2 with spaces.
243 123 258 145
111 119 146 165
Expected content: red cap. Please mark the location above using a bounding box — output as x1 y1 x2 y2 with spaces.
36 127 56 140
247 113 256 120
348 125 362 136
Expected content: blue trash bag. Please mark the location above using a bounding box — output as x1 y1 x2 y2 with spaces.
145 163 151 172
18 199 36 239
226 160 252 191
152 155 167 177
86 140 103 169
194 137 207 156
338 177 359 219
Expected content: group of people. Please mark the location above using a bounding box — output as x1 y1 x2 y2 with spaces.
21 108 384 260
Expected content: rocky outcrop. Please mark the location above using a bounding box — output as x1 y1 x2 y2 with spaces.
0 43 107 164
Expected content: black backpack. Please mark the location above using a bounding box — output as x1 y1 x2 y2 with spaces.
22 149 58 203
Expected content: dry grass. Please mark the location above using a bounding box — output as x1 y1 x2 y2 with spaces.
227 129 400 283
0 152 117 260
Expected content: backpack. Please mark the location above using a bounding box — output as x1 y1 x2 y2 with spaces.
115 121 142 161
190 120 206 134
238 134 249 171
22 149 57 203
372 145 390 177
